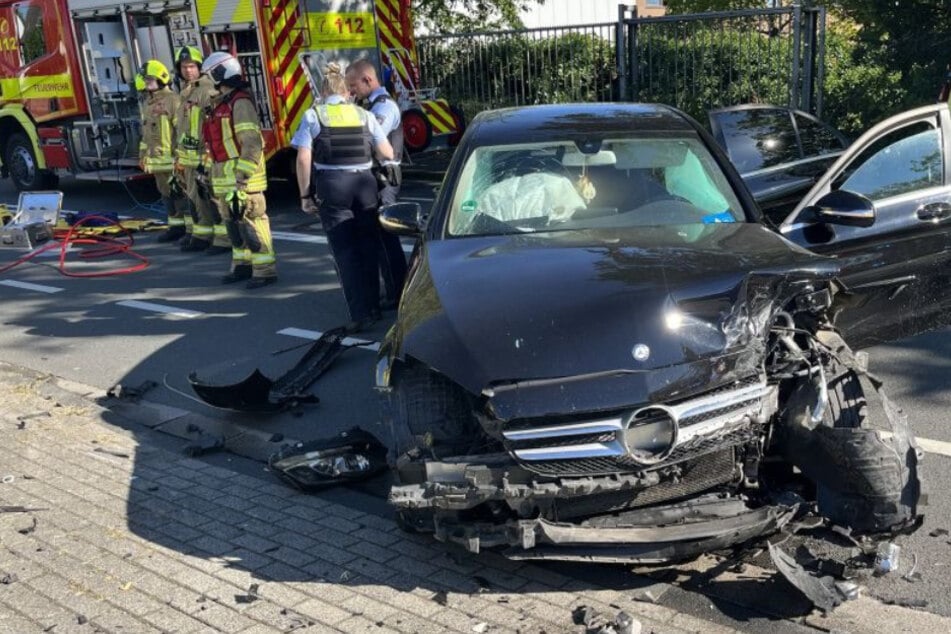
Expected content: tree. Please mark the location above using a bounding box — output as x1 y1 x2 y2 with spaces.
412 0 543 34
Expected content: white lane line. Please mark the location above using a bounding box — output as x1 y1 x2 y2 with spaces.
271 230 413 254
116 300 203 318
0 279 64 294
881 431 951 459
277 327 381 352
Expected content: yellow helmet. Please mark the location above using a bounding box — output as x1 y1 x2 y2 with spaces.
140 59 171 86
175 46 204 76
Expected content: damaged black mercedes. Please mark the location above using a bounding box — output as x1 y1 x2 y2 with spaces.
374 103 948 565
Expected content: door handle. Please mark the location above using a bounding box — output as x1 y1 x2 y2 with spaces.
916 202 951 222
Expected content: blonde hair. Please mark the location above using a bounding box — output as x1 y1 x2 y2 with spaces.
320 62 348 97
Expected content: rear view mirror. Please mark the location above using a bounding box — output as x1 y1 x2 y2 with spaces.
379 202 423 236
804 190 875 227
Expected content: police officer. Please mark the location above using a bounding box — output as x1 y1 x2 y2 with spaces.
346 59 408 310
173 46 228 253
201 51 277 288
139 60 184 243
291 62 393 333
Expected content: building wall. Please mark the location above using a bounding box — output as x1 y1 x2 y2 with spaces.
519 0 666 28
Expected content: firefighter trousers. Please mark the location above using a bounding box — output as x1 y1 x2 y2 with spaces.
216 192 277 279
184 169 230 248
316 170 381 322
155 171 188 232
377 183 408 305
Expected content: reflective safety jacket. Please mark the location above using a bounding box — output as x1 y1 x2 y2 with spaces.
174 75 217 169
139 87 180 174
313 103 373 167
203 88 267 196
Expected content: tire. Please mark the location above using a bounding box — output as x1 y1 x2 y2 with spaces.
447 105 466 147
401 109 433 153
824 368 868 429
4 132 57 191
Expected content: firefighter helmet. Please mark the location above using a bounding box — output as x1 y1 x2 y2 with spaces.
202 51 243 87
141 60 171 86
175 46 204 77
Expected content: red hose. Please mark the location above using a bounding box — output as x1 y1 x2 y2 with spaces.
0 215 150 277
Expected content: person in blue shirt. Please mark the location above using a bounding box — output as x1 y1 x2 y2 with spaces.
291 62 394 333
346 58 409 311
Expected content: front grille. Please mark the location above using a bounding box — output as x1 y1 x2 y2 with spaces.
502 378 771 477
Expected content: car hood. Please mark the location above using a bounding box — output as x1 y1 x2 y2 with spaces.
390 223 836 405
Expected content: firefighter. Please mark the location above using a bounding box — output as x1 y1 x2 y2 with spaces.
173 46 228 254
346 59 408 310
201 51 277 288
292 63 393 333
139 60 185 243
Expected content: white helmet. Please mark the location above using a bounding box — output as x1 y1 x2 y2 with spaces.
201 51 243 86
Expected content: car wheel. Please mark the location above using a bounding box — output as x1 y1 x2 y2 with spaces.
4 132 57 191
402 109 433 153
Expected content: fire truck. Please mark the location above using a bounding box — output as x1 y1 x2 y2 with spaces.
0 0 463 190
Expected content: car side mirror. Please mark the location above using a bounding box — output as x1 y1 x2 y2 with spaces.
379 202 423 236
803 189 875 228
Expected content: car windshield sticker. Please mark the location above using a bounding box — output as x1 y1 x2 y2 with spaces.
461 199 478 213
702 210 736 224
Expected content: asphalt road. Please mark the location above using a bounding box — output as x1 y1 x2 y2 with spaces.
2 173 950 623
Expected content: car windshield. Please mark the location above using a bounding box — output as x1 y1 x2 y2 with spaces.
446 137 745 237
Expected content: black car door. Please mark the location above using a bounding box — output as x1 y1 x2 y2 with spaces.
709 105 848 226
780 104 951 347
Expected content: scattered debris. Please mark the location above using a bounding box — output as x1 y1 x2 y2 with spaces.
268 427 388 490
339 570 352 582
497 596 510 604
16 421 25 430
106 380 157 402
92 447 130 459
0 506 46 514
472 623 488 633
263 545 280 553
76 615 87 625
834 581 860 601
1 475 14 484
183 434 225 457
234 583 260 604
17 518 37 535
472 575 492 592
279 607 315 631
431 590 449 606
902 553 921 583
882 597 928 609
1 573 18 584
572 606 640 634
874 541 901 575
189 327 355 411
614 611 641 634
928 528 948 538
768 542 845 613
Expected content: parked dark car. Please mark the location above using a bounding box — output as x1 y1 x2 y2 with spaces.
375 102 935 564
709 104 850 225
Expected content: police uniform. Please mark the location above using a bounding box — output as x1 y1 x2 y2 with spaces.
295 95 388 325
203 86 277 282
365 87 408 307
140 83 184 237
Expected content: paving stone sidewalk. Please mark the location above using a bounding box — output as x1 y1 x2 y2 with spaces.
0 362 734 634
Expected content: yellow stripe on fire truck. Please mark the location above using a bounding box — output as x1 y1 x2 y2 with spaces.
421 100 455 134
265 0 310 144
197 0 255 27
0 74 74 100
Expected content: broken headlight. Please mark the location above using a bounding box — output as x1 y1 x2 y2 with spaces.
268 427 388 490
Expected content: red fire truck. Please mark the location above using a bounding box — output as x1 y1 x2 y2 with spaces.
0 0 462 190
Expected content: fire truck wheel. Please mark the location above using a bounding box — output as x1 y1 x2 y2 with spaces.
447 106 466 147
402 109 432 153
4 133 57 191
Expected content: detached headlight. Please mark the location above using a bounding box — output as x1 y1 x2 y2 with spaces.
268 427 388 490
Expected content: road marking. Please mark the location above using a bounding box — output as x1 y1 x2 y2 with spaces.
277 327 381 352
0 280 64 294
880 431 951 459
271 230 414 254
116 300 203 318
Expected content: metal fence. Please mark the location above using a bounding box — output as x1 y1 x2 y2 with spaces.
417 4 825 123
